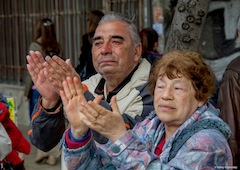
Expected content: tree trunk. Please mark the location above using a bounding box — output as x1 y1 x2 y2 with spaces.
165 0 211 52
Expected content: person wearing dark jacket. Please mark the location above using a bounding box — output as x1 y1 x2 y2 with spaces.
217 16 240 167
217 56 240 166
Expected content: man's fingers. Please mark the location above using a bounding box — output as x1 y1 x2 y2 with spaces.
26 55 33 65
29 51 45 69
26 64 37 82
49 56 72 75
65 58 72 66
62 79 73 100
43 56 66 92
66 77 77 97
44 56 63 77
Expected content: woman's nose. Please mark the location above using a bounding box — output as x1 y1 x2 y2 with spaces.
161 87 173 100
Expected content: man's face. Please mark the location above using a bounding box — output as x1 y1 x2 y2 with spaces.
91 21 141 78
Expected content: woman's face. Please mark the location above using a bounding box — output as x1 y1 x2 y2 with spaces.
154 72 204 128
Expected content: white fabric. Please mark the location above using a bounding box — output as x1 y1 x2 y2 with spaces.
0 123 12 160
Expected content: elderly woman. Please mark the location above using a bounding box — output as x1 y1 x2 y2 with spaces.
60 51 232 169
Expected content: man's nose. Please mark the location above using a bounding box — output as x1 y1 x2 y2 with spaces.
101 42 112 54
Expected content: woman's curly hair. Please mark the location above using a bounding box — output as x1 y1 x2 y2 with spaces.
148 50 216 102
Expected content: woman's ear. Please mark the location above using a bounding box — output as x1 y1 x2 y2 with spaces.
198 101 205 107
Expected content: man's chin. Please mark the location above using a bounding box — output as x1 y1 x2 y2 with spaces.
98 66 116 73
99 70 117 76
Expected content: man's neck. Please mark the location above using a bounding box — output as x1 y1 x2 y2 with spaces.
104 63 139 94
104 74 125 93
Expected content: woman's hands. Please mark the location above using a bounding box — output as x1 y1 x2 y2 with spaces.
80 95 127 142
60 77 126 142
60 77 89 139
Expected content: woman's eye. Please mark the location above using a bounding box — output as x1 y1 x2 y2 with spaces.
175 87 183 90
157 85 164 89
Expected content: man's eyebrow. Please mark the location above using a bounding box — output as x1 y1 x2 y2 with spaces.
111 35 124 40
92 36 102 41
92 35 124 42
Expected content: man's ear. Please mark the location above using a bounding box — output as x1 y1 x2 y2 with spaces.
134 43 142 62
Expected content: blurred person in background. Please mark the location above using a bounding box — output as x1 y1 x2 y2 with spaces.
139 27 163 65
217 16 240 167
24 18 61 166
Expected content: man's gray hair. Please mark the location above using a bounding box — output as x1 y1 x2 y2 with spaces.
98 11 141 47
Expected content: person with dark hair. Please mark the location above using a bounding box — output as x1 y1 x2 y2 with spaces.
61 51 232 169
24 17 61 165
75 10 104 80
139 27 163 64
24 18 61 119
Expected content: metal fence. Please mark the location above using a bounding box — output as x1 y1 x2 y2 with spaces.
0 0 147 85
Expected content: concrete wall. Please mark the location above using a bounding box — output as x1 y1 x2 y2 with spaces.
209 0 240 40
0 84 30 126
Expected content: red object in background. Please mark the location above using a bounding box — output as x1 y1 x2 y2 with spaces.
0 102 31 166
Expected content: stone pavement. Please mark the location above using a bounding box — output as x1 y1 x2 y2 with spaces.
19 124 61 170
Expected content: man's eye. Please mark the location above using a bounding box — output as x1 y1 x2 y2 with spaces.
93 42 101 47
112 40 121 45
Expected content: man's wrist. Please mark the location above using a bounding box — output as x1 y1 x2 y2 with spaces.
40 97 61 111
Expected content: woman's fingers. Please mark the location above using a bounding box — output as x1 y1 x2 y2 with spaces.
80 101 100 122
110 96 119 113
